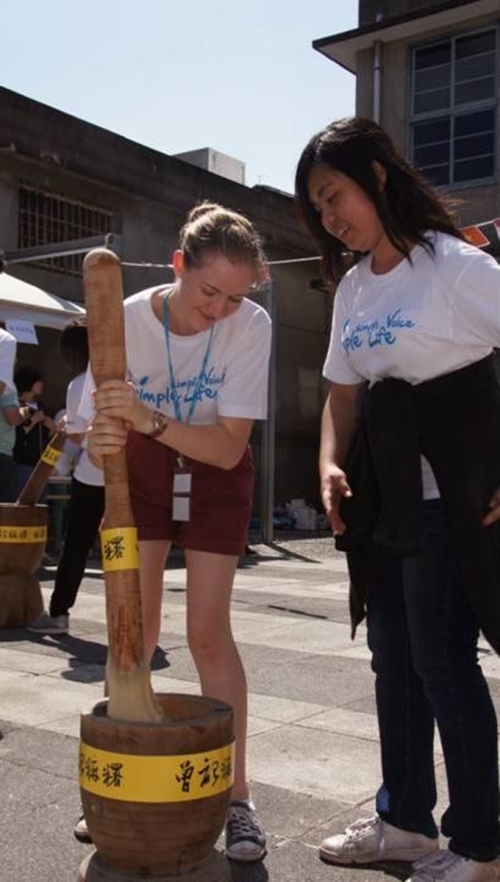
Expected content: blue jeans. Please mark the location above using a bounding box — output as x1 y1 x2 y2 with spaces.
367 500 500 861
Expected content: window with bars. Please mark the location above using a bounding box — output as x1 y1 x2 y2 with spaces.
410 28 497 187
18 183 116 275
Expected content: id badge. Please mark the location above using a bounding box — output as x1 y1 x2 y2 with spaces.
172 466 192 522
172 494 190 522
173 471 192 494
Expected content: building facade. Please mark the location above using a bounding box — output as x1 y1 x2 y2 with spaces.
0 86 329 520
314 0 500 235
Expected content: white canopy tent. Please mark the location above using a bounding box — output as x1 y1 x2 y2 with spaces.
0 272 85 331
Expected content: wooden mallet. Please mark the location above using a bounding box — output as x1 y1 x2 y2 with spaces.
83 248 162 723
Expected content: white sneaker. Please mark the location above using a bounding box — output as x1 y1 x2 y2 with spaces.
27 612 69 635
73 811 92 844
319 815 440 866
408 850 500 882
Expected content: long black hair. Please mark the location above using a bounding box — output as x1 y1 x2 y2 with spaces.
59 320 89 374
295 117 462 283
14 365 43 396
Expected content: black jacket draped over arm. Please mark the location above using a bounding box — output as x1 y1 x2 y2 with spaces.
336 354 500 655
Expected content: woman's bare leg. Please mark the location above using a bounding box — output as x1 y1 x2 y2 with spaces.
185 549 249 800
138 539 171 664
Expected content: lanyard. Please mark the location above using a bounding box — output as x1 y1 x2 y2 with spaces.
162 293 214 424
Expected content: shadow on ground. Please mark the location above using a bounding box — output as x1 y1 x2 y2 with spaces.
230 860 269 881
0 628 169 684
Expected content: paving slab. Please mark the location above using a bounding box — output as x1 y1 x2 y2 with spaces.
0 537 496 881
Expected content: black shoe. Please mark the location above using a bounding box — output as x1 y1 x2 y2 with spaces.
225 800 267 862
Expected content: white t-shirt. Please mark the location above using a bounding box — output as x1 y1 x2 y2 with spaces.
0 328 17 391
66 373 103 486
80 286 272 427
323 232 500 498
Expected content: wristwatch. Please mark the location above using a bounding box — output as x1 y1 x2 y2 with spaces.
148 410 169 439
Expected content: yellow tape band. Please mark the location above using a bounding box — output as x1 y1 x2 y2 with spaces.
100 527 140 572
0 526 47 543
41 446 62 467
79 741 234 802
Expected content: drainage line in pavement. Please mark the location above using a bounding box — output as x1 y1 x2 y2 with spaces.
267 604 328 620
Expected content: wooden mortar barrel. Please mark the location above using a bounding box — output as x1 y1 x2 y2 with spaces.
0 503 46 627
79 693 233 881
0 431 66 627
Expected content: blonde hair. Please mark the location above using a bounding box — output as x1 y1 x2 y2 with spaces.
179 201 267 277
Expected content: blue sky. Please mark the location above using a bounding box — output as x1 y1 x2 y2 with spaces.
1 1 358 194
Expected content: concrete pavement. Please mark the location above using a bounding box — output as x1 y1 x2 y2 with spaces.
0 537 499 882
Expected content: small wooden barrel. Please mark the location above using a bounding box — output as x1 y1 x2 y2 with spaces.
0 504 46 627
79 693 234 879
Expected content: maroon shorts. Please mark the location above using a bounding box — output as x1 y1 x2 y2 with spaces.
126 432 254 556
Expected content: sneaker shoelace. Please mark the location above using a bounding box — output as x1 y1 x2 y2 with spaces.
345 816 381 842
227 804 262 843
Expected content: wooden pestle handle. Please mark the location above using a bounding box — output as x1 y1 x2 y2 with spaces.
16 430 66 506
83 248 133 528
83 248 161 722
84 249 127 387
